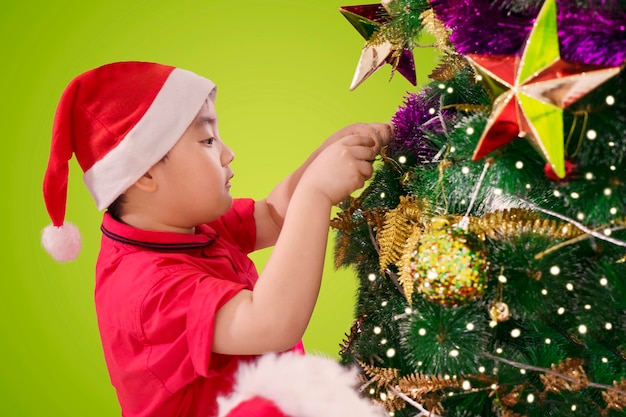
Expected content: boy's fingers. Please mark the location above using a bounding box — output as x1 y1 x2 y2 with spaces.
367 145 378 162
342 134 377 148
368 122 394 149
337 124 393 153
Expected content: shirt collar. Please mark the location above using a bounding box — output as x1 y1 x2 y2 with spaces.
101 212 217 250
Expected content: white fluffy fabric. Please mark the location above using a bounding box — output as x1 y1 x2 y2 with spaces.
41 222 81 262
217 352 385 417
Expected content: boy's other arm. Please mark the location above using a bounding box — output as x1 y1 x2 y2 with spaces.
254 122 394 250
212 131 392 355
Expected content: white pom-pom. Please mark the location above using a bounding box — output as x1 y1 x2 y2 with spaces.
42 222 81 262
218 352 386 417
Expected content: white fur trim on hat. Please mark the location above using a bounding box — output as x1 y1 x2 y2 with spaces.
83 68 216 210
217 352 386 417
41 222 81 262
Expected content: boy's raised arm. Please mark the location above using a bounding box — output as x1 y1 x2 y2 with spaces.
213 129 391 355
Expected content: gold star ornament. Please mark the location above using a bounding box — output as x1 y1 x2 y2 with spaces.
340 1 417 90
466 0 622 178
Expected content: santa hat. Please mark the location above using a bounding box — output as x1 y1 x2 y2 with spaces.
42 61 216 261
217 352 386 417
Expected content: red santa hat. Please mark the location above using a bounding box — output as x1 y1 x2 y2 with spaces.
42 61 216 261
218 352 386 417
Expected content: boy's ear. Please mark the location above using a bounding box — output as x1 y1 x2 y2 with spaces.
132 171 158 192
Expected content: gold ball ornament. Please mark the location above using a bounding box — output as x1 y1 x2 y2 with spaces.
408 219 489 306
489 302 510 322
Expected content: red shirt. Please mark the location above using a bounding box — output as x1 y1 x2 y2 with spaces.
95 199 303 417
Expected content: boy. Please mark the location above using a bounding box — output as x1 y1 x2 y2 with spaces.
42 61 392 417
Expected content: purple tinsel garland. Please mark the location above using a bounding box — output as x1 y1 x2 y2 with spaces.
389 87 442 161
429 0 626 67
558 1 626 66
429 0 537 55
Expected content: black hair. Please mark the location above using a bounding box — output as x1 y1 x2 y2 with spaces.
106 152 169 221
107 194 126 222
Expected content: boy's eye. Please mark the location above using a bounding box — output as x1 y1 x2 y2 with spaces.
202 137 215 145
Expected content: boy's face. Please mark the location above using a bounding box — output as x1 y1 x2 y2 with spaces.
149 99 235 228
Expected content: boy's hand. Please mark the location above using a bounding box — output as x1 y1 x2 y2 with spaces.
323 122 394 151
299 123 394 205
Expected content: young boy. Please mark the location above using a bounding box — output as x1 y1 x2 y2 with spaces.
42 61 393 417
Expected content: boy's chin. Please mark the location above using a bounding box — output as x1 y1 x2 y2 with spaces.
217 196 234 217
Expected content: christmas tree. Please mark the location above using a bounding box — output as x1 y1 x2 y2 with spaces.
334 1 626 416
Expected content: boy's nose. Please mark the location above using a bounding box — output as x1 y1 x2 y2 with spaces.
222 144 235 165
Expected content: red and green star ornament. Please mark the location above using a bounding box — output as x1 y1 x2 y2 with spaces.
340 1 417 90
465 0 622 178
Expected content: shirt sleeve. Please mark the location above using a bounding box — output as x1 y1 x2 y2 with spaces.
139 266 248 390
186 275 247 377
210 198 256 254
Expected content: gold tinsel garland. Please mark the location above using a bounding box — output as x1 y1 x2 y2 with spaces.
465 208 584 240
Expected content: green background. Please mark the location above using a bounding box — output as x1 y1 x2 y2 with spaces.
0 1 436 415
